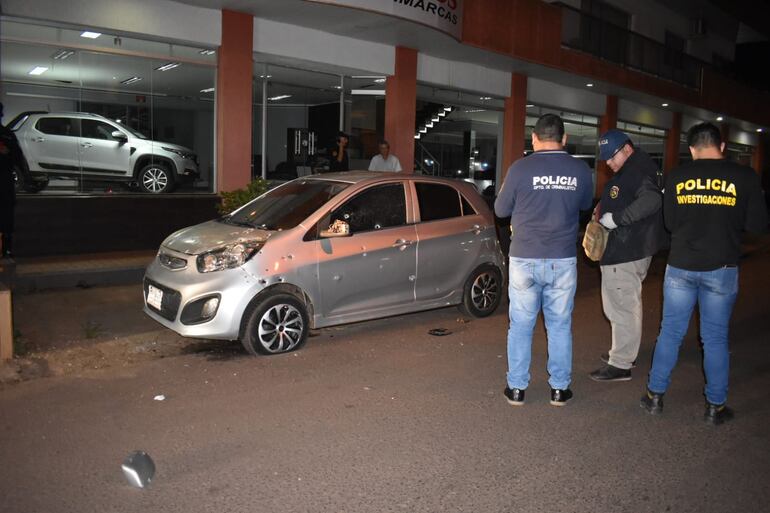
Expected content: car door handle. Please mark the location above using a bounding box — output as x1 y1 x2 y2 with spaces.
32 137 45 142
392 239 414 248
80 142 93 148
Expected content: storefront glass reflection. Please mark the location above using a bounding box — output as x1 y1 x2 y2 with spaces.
0 20 216 195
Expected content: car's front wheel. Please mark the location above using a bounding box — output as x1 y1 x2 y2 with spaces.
459 264 503 318
241 294 310 355
139 163 175 194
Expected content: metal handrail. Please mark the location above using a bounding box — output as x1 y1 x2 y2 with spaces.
415 142 442 176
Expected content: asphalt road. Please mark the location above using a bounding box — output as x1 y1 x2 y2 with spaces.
1 249 769 513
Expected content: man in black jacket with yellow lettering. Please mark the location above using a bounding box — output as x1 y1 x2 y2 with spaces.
589 129 666 382
642 122 767 425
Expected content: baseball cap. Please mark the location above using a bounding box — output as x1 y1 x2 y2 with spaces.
598 129 630 161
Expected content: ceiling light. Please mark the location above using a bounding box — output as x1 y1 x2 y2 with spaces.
80 31 102 39
661 103 669 107
52 50 75 60
268 95 291 101
586 83 594 87
757 128 764 133
716 116 724 121
154 62 180 72
199 49 216 56
120 76 143 85
444 106 453 112
479 96 492 100
526 104 535 108
373 78 386 83
28 66 49 76
332 85 342 90
351 89 385 96
259 74 272 79
200 87 215 93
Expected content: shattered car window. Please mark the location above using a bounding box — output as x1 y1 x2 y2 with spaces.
330 183 406 233
226 179 350 230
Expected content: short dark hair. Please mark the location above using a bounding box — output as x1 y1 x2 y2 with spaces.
378 140 390 147
534 114 565 142
687 122 722 149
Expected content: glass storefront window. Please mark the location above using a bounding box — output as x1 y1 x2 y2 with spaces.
1 19 216 195
416 85 503 195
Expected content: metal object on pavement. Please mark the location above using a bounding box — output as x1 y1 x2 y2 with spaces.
122 451 155 488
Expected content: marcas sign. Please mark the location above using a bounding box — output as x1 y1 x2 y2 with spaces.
305 0 464 39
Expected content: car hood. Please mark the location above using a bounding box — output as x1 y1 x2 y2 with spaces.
153 141 194 153
161 220 271 255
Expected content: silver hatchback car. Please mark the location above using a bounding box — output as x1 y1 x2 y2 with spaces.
143 172 505 355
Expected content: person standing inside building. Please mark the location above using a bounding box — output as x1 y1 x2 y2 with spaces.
329 131 350 172
641 122 767 425
589 129 666 382
0 102 24 259
368 140 402 172
494 114 593 407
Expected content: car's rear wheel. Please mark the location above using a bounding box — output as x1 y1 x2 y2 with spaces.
241 294 310 356
139 164 175 194
459 264 503 318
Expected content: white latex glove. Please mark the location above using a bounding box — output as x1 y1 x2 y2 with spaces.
599 212 617 230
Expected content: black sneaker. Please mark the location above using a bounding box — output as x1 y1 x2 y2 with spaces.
704 403 734 425
600 352 637 369
550 388 573 406
589 364 632 382
640 389 664 415
504 387 525 406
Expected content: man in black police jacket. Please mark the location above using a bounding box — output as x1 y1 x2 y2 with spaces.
589 129 666 382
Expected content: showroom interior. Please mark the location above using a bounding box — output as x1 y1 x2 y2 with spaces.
0 0 768 256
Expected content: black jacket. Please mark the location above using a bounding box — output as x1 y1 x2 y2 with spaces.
599 149 666 265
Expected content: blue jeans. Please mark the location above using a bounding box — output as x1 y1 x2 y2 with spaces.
648 265 739 405
506 257 577 390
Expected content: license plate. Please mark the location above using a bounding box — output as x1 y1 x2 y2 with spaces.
147 284 163 310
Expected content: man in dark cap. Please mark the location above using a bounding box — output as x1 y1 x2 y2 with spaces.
0 102 25 259
589 129 665 382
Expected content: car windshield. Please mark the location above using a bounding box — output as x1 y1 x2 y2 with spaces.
222 179 351 231
116 121 148 139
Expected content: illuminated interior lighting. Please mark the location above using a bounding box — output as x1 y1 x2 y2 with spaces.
28 66 49 76
80 31 102 39
155 62 180 72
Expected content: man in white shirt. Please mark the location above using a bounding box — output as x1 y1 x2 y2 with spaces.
368 140 402 172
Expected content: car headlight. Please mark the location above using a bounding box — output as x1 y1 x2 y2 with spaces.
162 146 197 160
196 241 264 273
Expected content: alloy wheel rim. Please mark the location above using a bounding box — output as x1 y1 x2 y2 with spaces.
257 304 304 353
142 167 168 193
471 272 499 311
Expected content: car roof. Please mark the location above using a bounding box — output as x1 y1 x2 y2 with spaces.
29 112 111 119
308 171 480 191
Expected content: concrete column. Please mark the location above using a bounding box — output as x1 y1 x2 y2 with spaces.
664 111 682 173
501 73 527 183
216 10 253 192
596 95 618 197
385 47 418 174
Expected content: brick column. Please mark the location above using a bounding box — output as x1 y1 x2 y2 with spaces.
752 135 765 177
384 47 418 174
596 95 618 197
501 73 527 183
216 10 253 192
664 111 682 173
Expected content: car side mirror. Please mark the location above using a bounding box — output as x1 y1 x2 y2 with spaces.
112 131 128 143
320 229 352 238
